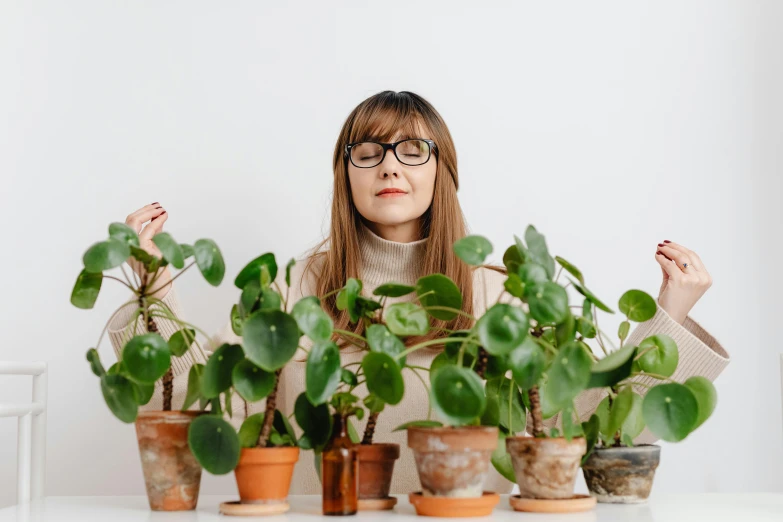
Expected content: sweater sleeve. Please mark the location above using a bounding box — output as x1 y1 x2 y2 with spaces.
541 306 731 443
106 284 244 412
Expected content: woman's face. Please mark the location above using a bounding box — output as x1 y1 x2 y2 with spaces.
347 127 437 231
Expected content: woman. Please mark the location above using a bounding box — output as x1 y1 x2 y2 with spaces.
109 91 730 495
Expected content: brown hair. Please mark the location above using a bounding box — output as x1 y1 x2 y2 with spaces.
303 91 482 348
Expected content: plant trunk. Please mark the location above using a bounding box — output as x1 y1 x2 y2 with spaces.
141 296 173 411
361 411 380 445
528 385 544 437
475 347 488 379
257 369 282 447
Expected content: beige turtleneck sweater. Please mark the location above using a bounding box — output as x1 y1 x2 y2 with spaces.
107 224 730 495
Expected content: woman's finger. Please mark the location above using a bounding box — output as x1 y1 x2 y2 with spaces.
126 204 165 233
660 241 704 271
139 210 167 240
655 251 682 281
657 244 692 271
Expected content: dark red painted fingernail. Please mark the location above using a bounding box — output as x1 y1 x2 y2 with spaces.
657 243 664 247
663 240 671 243
151 202 159 205
656 251 663 255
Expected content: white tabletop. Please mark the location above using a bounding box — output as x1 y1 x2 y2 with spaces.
1 494 781 522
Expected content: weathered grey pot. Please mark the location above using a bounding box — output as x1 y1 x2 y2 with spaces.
506 437 586 499
582 445 661 504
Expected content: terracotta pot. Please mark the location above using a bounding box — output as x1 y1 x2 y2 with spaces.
357 443 400 500
234 446 300 503
506 436 586 500
582 445 661 503
407 426 498 498
135 410 204 511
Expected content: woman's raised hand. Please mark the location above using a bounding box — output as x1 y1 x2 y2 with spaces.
654 240 713 325
124 202 172 296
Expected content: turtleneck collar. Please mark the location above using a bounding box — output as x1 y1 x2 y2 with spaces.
357 222 428 288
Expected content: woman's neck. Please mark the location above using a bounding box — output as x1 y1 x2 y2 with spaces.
364 219 424 243
357 222 428 288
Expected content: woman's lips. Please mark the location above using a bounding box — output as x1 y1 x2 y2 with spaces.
377 192 407 198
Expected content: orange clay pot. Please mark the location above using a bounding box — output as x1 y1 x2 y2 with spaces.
234 446 300 503
357 443 400 500
135 410 204 511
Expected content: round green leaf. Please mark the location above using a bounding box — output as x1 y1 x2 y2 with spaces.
540 341 592 415
230 304 243 336
131 381 154 405
503 273 525 299
518 263 548 286
525 282 569 325
621 391 645 440
202 343 244 398
232 358 276 402
588 345 636 388
416 274 463 321
619 290 657 322
503 245 524 274
554 256 584 285
291 296 333 342
524 225 555 279
576 316 597 338
306 341 342 405
235 253 278 290
188 415 240 474
637 335 679 377
373 282 416 298
386 303 429 337
169 328 196 357
294 392 332 448
180 243 195 259
336 278 362 323
122 333 171 384
71 269 103 310
362 352 404 405
485 377 526 433
453 235 493 265
476 303 529 356
618 321 631 341
642 383 698 442
606 387 634 438
182 363 204 411
100 374 138 423
108 222 140 247
431 365 486 425
572 281 614 313
152 232 184 270
683 376 717 430
193 239 225 286
507 337 545 389
83 239 131 273
86 348 105 377
242 310 300 371
238 413 265 448
366 324 406 366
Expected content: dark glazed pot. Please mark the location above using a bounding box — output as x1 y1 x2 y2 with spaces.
582 445 661 504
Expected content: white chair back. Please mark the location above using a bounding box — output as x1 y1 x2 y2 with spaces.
0 362 47 504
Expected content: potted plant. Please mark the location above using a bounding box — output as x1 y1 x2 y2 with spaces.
185 253 320 516
578 292 717 503
72 222 225 510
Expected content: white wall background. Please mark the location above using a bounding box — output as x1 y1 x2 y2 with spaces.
1 0 781 508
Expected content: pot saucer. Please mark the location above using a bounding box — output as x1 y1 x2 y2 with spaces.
509 494 596 513
358 496 398 511
408 491 499 517
219 500 290 516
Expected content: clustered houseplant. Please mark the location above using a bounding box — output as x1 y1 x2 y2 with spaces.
72 222 225 511
184 253 320 515
579 296 717 504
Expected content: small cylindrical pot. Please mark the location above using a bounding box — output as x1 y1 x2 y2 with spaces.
357 443 400 500
407 426 498 498
506 436 586 500
582 445 661 504
135 410 204 511
234 446 300 503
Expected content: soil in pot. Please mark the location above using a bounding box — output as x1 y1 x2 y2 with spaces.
582 444 661 504
505 436 586 500
407 426 498 498
357 443 400 510
135 410 204 511
234 446 300 504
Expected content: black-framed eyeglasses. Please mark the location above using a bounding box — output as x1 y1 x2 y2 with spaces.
345 138 438 169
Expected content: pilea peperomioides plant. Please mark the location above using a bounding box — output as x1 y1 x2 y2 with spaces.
71 222 225 511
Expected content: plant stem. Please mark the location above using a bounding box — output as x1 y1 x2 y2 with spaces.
105 275 138 293
420 306 476 322
319 287 342 301
95 301 141 351
258 368 282 447
475 347 488 379
528 385 544 437
147 262 195 295
396 335 470 360
634 346 656 360
141 296 173 410
361 411 379 445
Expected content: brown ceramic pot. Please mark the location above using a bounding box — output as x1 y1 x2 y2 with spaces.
234 446 300 503
407 426 498 498
582 445 661 503
506 436 586 500
135 410 204 511
357 443 400 500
